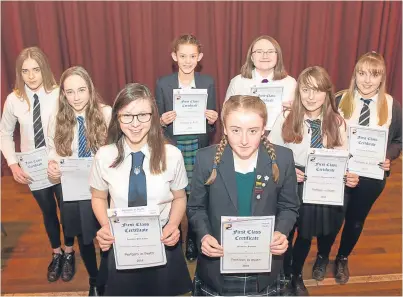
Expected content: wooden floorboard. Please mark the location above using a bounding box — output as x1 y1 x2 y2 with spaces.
1 159 402 295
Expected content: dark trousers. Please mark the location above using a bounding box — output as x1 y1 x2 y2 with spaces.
337 177 386 257
31 184 74 248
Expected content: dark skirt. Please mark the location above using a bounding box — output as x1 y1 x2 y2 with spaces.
59 198 99 245
296 166 350 239
105 242 192 296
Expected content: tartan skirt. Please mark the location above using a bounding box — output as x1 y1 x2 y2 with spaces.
176 138 199 195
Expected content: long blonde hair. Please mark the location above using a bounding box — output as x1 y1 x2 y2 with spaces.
14 47 57 111
339 52 388 125
54 66 107 156
205 95 279 185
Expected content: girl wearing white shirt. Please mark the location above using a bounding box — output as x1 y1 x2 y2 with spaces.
90 83 192 296
47 66 112 295
334 52 402 285
0 47 75 282
225 35 297 114
269 66 359 296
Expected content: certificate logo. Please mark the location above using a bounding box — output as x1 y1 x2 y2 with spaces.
176 96 181 100
310 157 316 162
60 159 65 164
223 223 232 230
352 128 357 135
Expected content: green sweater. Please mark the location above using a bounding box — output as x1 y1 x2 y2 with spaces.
235 170 255 216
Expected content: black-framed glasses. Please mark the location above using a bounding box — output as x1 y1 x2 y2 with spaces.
118 113 152 124
252 49 277 56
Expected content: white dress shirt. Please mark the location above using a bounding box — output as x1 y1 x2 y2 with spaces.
269 111 348 167
47 105 112 161
89 140 188 225
225 69 297 104
0 85 59 166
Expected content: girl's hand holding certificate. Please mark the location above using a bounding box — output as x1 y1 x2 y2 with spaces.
270 231 288 255
379 159 390 171
10 163 33 184
345 172 359 188
161 223 180 246
97 224 115 251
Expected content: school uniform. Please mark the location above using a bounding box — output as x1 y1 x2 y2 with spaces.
89 140 192 296
225 69 297 104
0 85 74 249
335 91 402 258
187 143 300 296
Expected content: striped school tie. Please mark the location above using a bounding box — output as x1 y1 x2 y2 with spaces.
33 94 45 148
307 119 324 148
77 116 91 157
359 98 372 126
128 152 147 207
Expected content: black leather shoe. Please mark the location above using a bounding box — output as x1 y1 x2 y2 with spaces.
185 238 198 261
47 252 64 282
335 256 349 284
61 250 76 282
291 274 309 296
312 255 329 281
89 285 105 296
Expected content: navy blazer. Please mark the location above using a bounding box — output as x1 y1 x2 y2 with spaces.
187 143 300 293
155 72 217 148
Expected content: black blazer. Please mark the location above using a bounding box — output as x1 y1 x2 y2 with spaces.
187 143 300 294
155 72 217 148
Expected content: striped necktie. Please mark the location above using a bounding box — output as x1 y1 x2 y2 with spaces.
128 152 147 207
307 119 323 148
33 94 45 148
359 98 372 126
77 116 91 157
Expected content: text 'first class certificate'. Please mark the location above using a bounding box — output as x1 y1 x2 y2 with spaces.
16 147 55 191
251 84 283 130
108 206 167 270
220 216 275 274
173 88 207 135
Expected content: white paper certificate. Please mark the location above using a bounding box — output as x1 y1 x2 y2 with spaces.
16 147 54 191
108 206 167 270
251 85 283 130
347 125 388 180
220 216 275 274
303 148 349 206
60 158 93 201
173 88 208 135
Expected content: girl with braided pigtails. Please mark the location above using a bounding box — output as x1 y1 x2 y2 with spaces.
187 95 300 296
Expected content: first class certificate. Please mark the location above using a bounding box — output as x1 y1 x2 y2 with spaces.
251 84 283 130
60 158 93 201
302 148 349 206
220 216 275 274
173 88 208 135
347 125 388 180
108 206 167 270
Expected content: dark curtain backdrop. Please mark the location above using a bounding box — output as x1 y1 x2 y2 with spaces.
1 1 402 175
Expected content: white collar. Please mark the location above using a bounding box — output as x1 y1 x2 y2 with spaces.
252 69 274 82
233 149 258 174
123 138 150 160
354 89 379 103
25 84 44 101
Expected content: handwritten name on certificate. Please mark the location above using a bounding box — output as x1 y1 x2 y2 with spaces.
108 206 167 270
16 147 54 191
173 89 207 135
251 85 283 130
60 158 93 201
303 149 349 206
220 216 274 274
348 125 388 180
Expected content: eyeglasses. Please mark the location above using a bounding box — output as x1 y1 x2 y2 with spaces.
118 113 152 124
252 50 277 56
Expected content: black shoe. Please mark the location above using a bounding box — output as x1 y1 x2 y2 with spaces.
89 285 105 296
280 274 295 296
312 255 329 281
335 256 349 284
47 252 64 282
185 238 198 261
61 250 76 282
291 274 309 296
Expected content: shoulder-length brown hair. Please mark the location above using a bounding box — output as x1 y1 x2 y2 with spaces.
339 51 388 126
108 83 167 174
54 66 107 157
282 66 344 148
240 35 288 80
14 47 57 111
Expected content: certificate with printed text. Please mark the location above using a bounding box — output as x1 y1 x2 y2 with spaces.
173 88 207 135
220 216 275 274
108 206 167 270
16 147 55 191
347 125 388 180
251 85 283 130
303 148 349 206
60 158 93 201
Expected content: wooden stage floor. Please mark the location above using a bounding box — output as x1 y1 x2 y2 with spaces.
1 158 402 296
